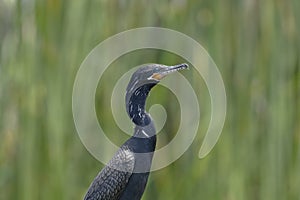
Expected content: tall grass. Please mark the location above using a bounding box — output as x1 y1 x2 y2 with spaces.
0 0 299 199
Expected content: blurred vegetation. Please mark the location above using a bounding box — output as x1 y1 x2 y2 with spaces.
0 0 299 199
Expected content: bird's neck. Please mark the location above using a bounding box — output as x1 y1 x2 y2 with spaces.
127 84 155 126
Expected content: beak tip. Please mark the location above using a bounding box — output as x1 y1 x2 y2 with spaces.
182 63 189 69
175 63 189 70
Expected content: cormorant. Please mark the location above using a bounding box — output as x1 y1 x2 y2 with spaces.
84 63 188 200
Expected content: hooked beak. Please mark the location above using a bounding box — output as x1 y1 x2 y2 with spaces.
148 63 189 81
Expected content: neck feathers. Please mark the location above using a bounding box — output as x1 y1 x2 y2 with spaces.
126 84 155 126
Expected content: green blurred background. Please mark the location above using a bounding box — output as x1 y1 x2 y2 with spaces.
0 0 299 199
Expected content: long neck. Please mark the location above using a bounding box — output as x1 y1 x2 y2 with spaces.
126 83 155 127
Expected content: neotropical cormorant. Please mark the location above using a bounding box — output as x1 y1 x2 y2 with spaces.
84 63 188 200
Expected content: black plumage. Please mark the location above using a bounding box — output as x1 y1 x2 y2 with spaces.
84 63 188 200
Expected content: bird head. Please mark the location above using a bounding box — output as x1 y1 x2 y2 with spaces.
125 63 188 126
126 63 188 94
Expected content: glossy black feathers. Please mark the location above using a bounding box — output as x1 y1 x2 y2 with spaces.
84 146 134 200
